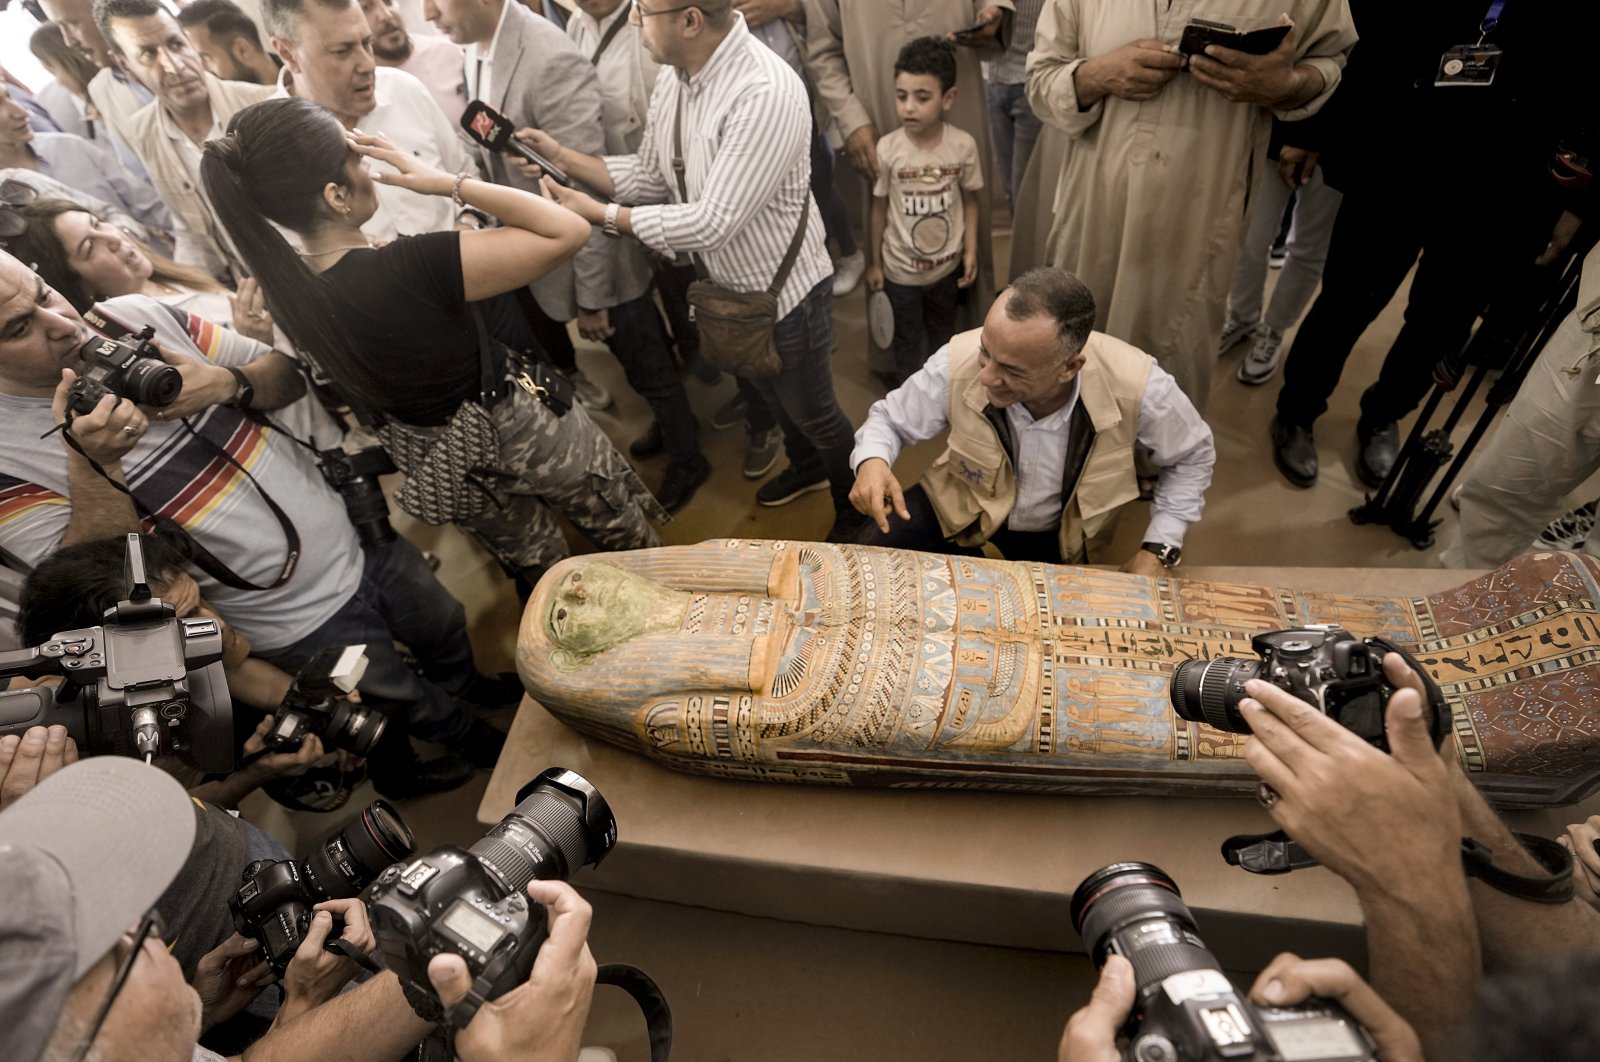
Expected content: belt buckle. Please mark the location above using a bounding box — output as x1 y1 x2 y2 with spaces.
514 370 548 401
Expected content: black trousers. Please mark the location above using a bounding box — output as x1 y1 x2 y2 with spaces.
854 484 1063 563
1274 180 1556 431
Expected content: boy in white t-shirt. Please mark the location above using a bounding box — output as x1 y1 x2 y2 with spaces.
865 37 983 386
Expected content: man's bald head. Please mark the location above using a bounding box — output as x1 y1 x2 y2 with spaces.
0 251 89 398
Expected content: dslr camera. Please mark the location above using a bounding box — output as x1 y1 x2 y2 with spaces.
1169 626 1401 750
231 800 416 974
1072 862 1378 1062
0 534 233 771
267 644 386 757
369 768 615 1023
316 445 397 548
68 326 183 415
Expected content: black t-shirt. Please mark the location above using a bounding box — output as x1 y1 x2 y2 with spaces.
320 231 480 426
157 800 254 977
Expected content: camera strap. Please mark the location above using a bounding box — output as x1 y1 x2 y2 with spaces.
59 307 303 592
1223 829 1579 904
1365 637 1451 748
1223 640 1456 876
439 962 673 1061
1220 830 1318 875
1460 833 1576 904
328 937 385 975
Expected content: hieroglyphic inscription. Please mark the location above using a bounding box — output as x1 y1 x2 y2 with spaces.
519 542 1600 805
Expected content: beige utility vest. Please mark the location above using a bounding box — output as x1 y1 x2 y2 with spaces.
920 328 1152 562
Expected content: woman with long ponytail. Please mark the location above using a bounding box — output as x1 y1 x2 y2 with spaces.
201 97 665 586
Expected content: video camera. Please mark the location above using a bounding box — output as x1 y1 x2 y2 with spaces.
1072 862 1378 1062
0 534 233 772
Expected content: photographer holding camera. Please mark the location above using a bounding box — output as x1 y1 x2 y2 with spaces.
1 757 603 1062
1057 629 1600 1061
0 248 509 795
14 534 385 806
1228 651 1600 1056
1058 951 1423 1062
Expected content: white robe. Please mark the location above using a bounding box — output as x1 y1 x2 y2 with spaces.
1026 0 1355 412
805 0 1014 371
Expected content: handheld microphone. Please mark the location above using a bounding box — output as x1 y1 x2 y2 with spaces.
460 100 572 187
131 706 161 762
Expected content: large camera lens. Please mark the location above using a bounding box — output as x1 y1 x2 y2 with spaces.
1071 862 1217 991
337 476 397 546
325 697 386 756
1169 657 1260 734
467 768 616 893
302 799 416 900
118 356 183 408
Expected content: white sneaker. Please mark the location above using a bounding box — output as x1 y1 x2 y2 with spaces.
568 368 613 411
832 251 866 297
1236 325 1284 385
578 1049 618 1062
1217 314 1256 355
1536 500 1598 551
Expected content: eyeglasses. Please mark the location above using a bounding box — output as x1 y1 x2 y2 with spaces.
69 907 166 1062
0 179 38 242
628 1 698 25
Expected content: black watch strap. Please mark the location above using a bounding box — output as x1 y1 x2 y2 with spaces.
1460 834 1575 904
1140 541 1180 567
225 365 254 409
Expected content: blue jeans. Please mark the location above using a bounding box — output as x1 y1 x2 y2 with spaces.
752 278 856 512
608 291 702 464
884 271 961 384
985 81 1041 206
258 537 477 744
1227 162 1343 335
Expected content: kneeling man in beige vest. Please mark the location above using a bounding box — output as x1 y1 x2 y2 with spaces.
849 267 1214 577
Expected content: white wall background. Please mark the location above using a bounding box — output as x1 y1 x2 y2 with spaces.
2 7 53 92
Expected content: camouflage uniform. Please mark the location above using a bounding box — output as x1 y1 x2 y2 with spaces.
439 388 666 581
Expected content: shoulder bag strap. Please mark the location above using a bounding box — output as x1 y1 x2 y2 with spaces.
674 87 810 297
467 302 504 405
765 191 809 299
589 0 633 65
70 306 300 592
670 88 710 281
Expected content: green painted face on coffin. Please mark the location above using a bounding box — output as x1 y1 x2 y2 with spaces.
545 562 685 668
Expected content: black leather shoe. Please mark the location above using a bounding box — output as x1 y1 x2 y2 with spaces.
462 671 524 712
1356 419 1399 488
657 454 712 514
629 421 664 459
1270 417 1318 488
452 718 507 769
370 753 476 799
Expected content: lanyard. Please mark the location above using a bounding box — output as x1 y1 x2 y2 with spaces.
590 1 633 65
1478 0 1507 42
79 307 302 592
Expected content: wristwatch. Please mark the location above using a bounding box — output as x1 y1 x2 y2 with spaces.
224 365 254 410
1140 541 1182 568
602 201 621 238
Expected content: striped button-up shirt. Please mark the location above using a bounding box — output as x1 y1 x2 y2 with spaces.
604 14 831 318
